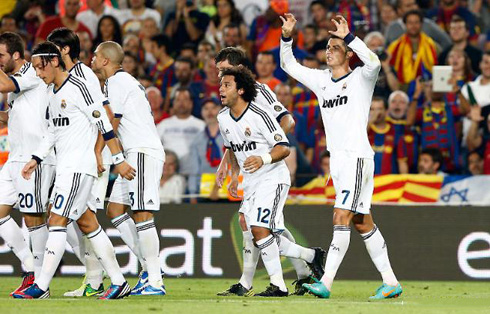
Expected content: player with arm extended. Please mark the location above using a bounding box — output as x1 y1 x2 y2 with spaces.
92 41 166 296
13 42 135 300
0 32 55 296
47 27 112 297
280 13 402 300
217 66 324 297
214 48 325 297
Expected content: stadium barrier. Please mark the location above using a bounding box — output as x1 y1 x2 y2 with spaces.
1 204 489 280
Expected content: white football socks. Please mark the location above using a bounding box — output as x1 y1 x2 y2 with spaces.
280 229 312 279
112 213 147 271
0 216 35 273
321 225 351 291
83 236 104 288
66 220 85 264
27 223 49 279
136 219 162 287
256 234 287 292
86 225 125 286
238 230 259 290
36 226 67 291
361 225 398 286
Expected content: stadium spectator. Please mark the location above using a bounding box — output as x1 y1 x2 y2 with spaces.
92 15 123 50
197 40 215 70
407 78 471 173
309 0 334 41
159 150 186 204
122 51 142 77
319 150 330 176
364 31 400 99
387 90 410 122
157 87 205 175
384 0 451 50
438 16 483 75
76 0 122 37
149 34 176 104
221 23 243 49
418 147 444 175
164 0 210 54
387 10 438 86
467 150 484 175
0 14 17 34
368 97 408 174
192 56 221 103
188 98 224 203
379 2 398 34
467 106 490 174
120 0 161 34
426 0 480 43
205 0 247 49
461 51 490 109
167 57 196 108
139 17 160 64
122 33 145 64
471 0 490 33
255 51 281 91
35 0 92 44
334 0 371 36
179 43 206 82
146 86 169 125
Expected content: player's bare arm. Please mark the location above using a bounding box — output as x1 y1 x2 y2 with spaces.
228 149 240 197
0 68 17 93
0 111 8 124
243 144 290 173
216 149 229 188
279 114 295 134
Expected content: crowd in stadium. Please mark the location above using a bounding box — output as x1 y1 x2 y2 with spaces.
0 0 489 202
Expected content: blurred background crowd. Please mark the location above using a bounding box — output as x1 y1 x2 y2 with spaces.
0 0 489 203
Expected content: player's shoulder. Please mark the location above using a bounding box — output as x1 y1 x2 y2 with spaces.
18 62 32 75
248 103 276 127
66 74 95 105
217 106 229 118
254 81 278 105
108 70 134 86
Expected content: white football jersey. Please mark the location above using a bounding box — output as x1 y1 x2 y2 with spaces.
69 61 112 164
281 36 379 159
218 103 290 197
254 82 289 122
33 74 114 177
7 62 55 164
104 70 164 161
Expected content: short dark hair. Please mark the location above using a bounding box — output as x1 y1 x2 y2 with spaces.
181 42 196 54
450 15 469 30
304 24 318 34
150 34 172 55
372 96 388 109
175 56 195 69
257 51 276 64
320 150 330 159
1 14 16 24
328 35 353 53
421 147 443 170
32 41 66 71
402 9 424 24
47 27 80 61
175 86 192 99
310 0 327 10
0 32 25 59
215 47 249 67
221 67 257 103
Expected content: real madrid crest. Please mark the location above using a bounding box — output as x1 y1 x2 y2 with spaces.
342 82 347 90
245 127 251 137
61 99 67 109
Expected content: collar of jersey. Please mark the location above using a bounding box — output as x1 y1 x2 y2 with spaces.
370 122 391 134
229 103 250 122
53 73 71 94
68 61 82 73
114 69 124 75
331 71 352 83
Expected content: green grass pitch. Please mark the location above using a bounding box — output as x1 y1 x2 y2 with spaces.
0 277 489 314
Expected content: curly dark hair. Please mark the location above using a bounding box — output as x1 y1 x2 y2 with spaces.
32 41 66 70
221 67 257 103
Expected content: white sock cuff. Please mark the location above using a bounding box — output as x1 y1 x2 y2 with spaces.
111 213 131 227
49 226 67 233
28 223 48 233
361 225 378 241
333 225 351 233
0 215 11 225
136 219 156 232
86 226 102 239
242 230 253 242
256 234 274 249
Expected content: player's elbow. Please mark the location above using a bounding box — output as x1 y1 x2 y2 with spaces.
276 144 290 160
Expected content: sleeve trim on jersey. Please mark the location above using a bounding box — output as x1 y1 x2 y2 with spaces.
9 76 20 94
224 145 231 149
102 100 110 106
68 75 95 105
20 62 31 74
276 111 290 123
256 83 274 104
114 113 123 118
249 104 276 133
274 142 290 147
281 36 293 42
344 33 355 45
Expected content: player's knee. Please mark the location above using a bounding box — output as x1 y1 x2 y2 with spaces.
106 203 125 220
133 210 153 223
22 213 46 228
250 226 271 241
332 208 352 226
238 214 248 231
47 213 68 227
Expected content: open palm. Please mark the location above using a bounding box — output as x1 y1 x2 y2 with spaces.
279 13 296 38
329 15 350 39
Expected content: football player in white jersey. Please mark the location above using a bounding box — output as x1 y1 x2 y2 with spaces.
218 67 323 297
280 14 402 299
0 32 55 296
92 41 166 296
47 27 112 297
214 48 324 297
13 42 134 300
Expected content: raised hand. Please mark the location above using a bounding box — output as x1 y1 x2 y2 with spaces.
279 13 297 38
329 15 350 39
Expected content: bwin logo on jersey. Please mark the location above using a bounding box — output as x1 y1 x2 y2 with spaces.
53 116 70 127
230 141 257 152
322 95 348 108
